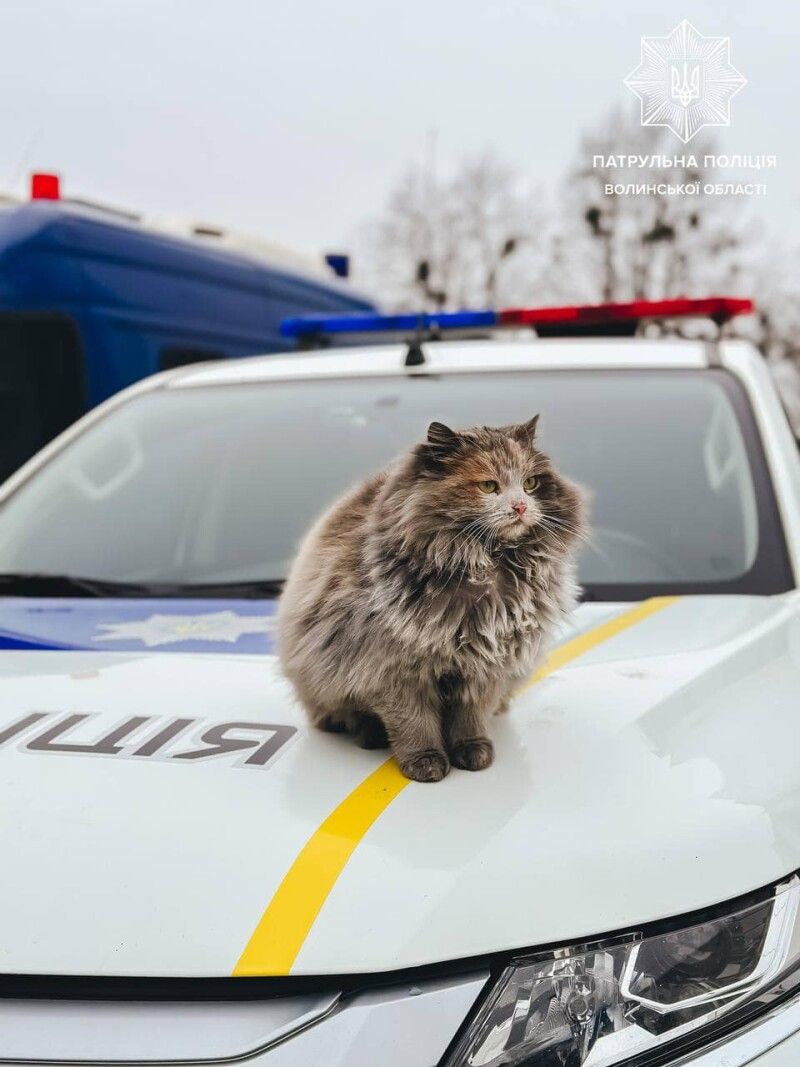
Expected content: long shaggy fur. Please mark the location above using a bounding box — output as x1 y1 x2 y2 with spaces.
278 417 586 782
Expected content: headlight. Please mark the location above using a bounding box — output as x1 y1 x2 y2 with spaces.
446 876 800 1067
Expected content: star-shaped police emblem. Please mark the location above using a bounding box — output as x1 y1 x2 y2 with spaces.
624 20 746 143
94 611 275 648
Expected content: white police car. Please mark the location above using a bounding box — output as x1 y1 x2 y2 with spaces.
0 298 798 1067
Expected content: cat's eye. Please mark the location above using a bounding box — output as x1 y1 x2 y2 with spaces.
477 480 499 494
523 475 539 493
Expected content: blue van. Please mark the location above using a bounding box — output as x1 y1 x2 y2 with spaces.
0 194 374 480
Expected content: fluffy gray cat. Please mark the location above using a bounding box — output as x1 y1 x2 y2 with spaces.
278 417 586 783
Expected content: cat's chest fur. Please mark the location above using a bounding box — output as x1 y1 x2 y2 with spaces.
383 557 557 675
447 572 543 665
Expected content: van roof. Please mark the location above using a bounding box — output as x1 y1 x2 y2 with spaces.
0 201 374 310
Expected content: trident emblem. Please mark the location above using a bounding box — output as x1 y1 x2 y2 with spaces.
626 21 746 141
670 62 700 107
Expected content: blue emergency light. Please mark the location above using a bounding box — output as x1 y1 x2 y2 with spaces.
280 309 498 339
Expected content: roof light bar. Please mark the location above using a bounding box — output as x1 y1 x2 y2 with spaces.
280 297 754 342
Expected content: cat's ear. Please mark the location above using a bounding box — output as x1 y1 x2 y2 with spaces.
420 421 461 473
513 414 540 444
426 421 460 452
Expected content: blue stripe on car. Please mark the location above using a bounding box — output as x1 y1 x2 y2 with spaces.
0 599 279 654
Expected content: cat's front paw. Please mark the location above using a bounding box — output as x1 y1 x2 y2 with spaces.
450 737 494 771
401 749 450 783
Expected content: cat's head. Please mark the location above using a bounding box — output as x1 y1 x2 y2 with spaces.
406 417 586 552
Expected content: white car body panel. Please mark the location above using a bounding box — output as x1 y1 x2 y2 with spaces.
1 593 798 978
722 342 800 578
0 979 797 1066
2 332 800 1064
172 338 709 387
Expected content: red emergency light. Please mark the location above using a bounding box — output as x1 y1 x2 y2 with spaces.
30 172 61 201
499 297 753 332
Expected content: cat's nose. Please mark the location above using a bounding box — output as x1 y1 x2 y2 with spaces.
511 500 527 516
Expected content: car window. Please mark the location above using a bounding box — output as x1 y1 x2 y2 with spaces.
0 369 790 598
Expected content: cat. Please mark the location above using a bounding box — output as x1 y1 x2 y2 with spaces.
277 416 586 783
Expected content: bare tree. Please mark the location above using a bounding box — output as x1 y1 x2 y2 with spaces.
555 106 751 304
356 153 551 311
353 108 800 423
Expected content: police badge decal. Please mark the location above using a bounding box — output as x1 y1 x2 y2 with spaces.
624 19 746 143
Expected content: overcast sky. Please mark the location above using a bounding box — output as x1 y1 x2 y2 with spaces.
1 0 797 262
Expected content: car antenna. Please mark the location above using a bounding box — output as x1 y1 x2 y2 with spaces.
404 313 427 367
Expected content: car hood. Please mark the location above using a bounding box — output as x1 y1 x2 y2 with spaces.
1 593 799 978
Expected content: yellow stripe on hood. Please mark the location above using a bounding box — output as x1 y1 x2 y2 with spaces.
233 596 678 975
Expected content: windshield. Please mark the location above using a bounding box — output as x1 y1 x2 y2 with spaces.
0 369 790 599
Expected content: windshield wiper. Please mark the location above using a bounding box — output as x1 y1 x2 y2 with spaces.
0 573 284 599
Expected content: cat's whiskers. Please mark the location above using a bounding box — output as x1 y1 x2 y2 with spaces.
455 517 489 548
537 512 582 545
449 517 497 580
541 512 587 541
535 526 569 555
